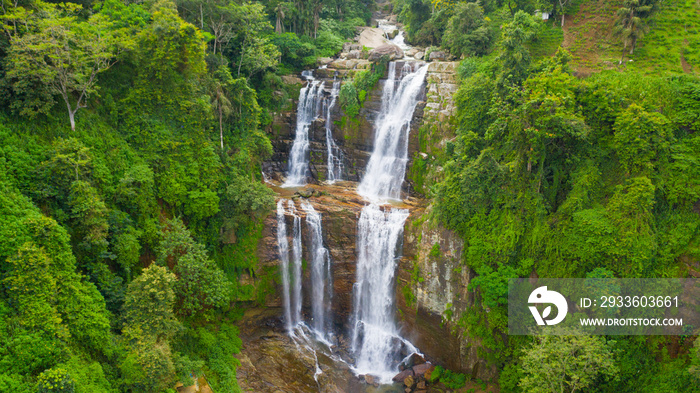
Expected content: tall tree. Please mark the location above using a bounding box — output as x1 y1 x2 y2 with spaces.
519 334 618 393
274 2 289 34
122 264 181 342
615 0 653 61
5 1 129 130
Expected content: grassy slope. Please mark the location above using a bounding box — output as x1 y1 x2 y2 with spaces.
529 0 700 76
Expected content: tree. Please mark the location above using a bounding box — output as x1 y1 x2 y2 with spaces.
5 1 128 130
3 243 62 333
122 264 181 342
519 334 618 393
36 368 75 393
157 219 231 316
442 2 492 57
499 10 538 84
274 2 290 34
613 103 670 174
119 332 176 393
234 2 279 77
210 65 234 150
615 0 653 61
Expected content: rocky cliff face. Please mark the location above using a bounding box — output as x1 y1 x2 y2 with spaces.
397 208 497 381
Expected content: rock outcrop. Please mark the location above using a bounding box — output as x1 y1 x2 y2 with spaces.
368 43 404 61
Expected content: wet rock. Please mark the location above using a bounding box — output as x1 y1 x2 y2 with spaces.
407 353 427 368
414 51 424 60
295 188 320 198
416 380 426 390
363 374 375 385
392 368 414 383
405 48 418 57
429 51 447 61
412 362 433 378
404 375 415 388
368 44 404 62
281 75 302 85
388 29 399 39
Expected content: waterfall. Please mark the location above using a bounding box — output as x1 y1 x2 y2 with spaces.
325 80 344 183
357 62 429 201
301 200 332 338
351 62 427 383
276 200 293 331
351 205 414 381
284 71 325 187
277 199 303 330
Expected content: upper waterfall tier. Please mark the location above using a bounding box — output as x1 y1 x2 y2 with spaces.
283 72 324 187
357 62 429 201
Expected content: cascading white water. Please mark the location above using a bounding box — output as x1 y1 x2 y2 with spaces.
351 205 415 381
325 80 344 183
357 62 429 201
301 200 332 338
277 199 303 330
276 200 293 331
284 71 325 187
291 201 303 326
351 61 427 383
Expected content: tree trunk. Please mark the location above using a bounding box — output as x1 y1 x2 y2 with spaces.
561 13 565 27
69 109 76 131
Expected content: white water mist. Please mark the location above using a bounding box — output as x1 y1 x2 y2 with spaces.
284 71 325 187
357 62 429 201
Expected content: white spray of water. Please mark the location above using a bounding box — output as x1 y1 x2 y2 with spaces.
357 62 429 201
301 200 332 339
325 80 344 183
351 61 428 383
276 199 303 330
284 71 325 187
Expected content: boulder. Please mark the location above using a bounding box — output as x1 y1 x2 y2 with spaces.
414 51 424 60
412 362 434 378
297 188 315 198
403 375 415 388
429 51 447 61
407 353 427 368
392 368 415 383
281 75 302 85
387 29 399 39
347 49 362 59
405 48 418 57
358 27 388 49
317 57 333 66
368 44 404 62
363 375 375 385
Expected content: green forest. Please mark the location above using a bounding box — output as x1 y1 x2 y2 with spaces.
0 0 699 392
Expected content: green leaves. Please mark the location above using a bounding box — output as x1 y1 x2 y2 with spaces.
442 2 492 57
123 264 181 342
613 103 670 174
5 1 128 130
156 219 231 317
519 334 618 393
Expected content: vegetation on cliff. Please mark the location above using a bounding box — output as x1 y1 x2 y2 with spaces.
0 0 370 391
394 0 700 391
